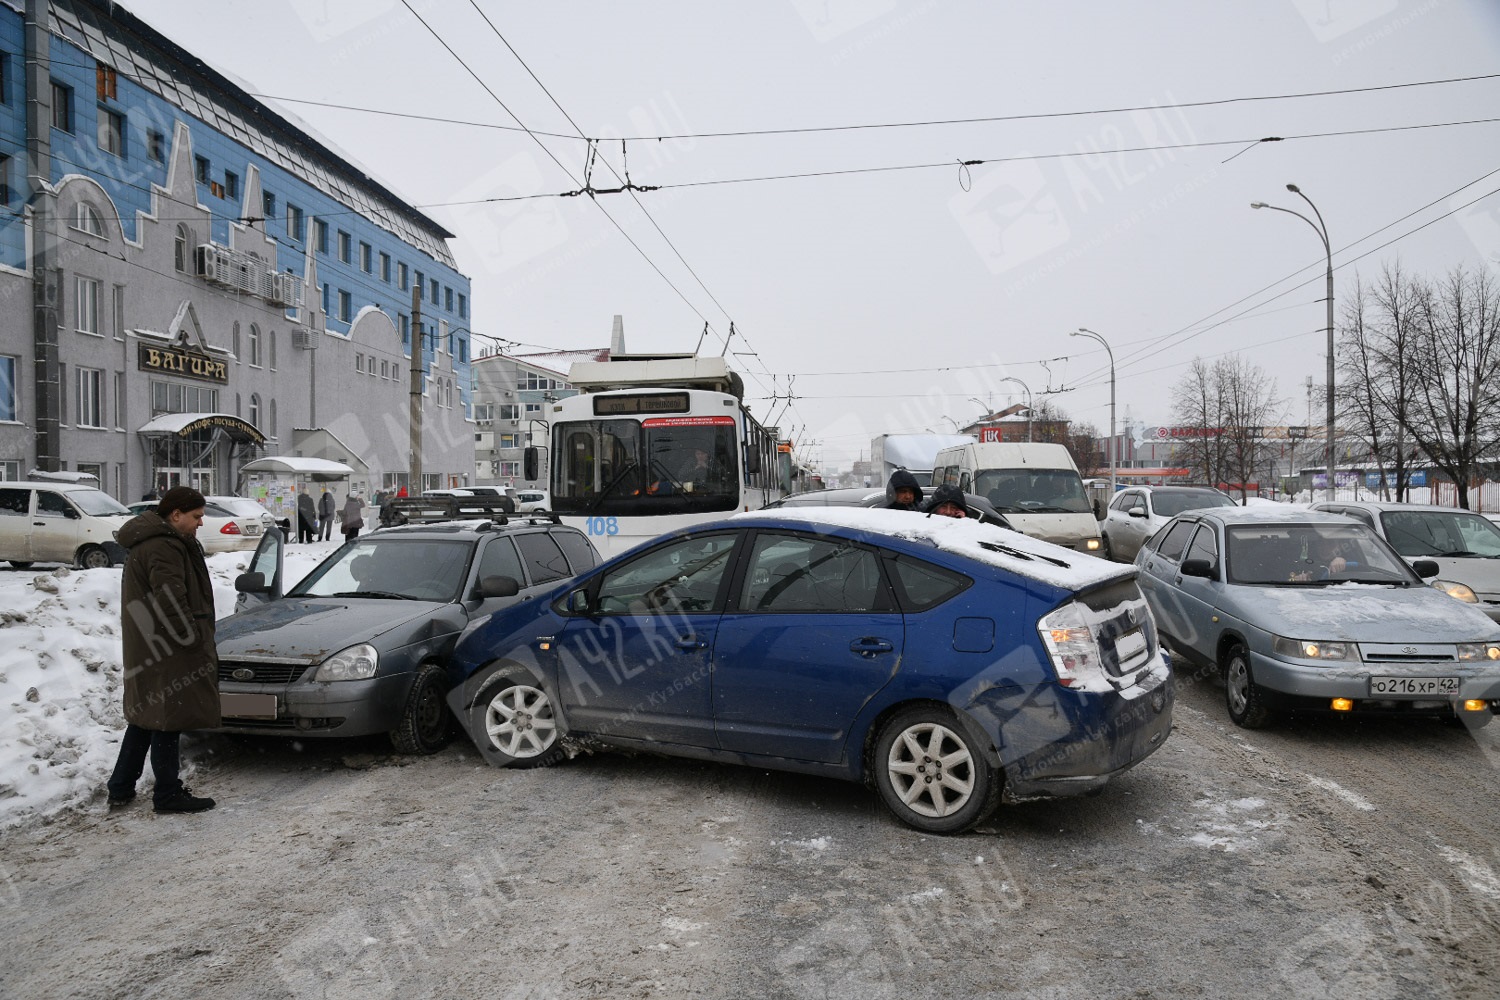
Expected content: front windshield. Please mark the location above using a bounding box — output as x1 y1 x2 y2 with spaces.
71 489 131 516
1227 523 1412 586
552 416 739 516
290 537 474 602
1380 509 1500 558
973 469 1091 514
1154 491 1235 517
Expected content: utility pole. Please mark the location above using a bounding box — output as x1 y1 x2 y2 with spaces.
408 285 423 494
25 0 60 473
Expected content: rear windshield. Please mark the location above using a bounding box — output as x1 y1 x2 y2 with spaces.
1154 491 1235 517
69 489 131 516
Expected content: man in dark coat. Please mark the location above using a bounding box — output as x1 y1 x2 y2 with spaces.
105 486 219 813
297 490 317 544
924 483 969 518
317 489 335 541
340 493 365 539
883 469 923 511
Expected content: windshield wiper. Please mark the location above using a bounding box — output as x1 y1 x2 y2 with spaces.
587 460 640 514
1437 549 1481 557
325 590 423 600
977 539 1071 568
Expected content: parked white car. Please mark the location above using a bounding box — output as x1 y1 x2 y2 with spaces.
127 495 278 554
0 481 131 568
514 489 549 513
1102 485 1235 563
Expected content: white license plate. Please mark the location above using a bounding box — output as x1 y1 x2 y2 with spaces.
1369 676 1459 696
221 692 278 719
1114 628 1147 664
245 524 261 535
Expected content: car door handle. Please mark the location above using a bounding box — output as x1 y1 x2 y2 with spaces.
850 637 894 658
674 636 707 651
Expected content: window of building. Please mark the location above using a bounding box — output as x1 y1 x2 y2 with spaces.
379 359 388 379
338 230 351 263
74 202 104 236
224 171 239 200
95 65 117 101
524 402 542 415
379 252 390 282
149 380 217 417
499 433 519 448
444 287 453 312
287 204 304 242
321 283 330 315
269 398 277 437
174 225 189 272
248 324 261 367
249 393 261 430
397 262 408 290
458 293 467 319
76 367 103 427
0 355 16 421
355 352 364 373
269 330 277 371
430 278 439 304
498 461 521 480
458 338 468 364
314 218 328 254
414 270 424 300
194 155 210 184
112 285 124 340
473 403 493 422
113 371 125 429
232 321 240 362
0 54 7 106
360 242 372 273
75 277 100 335
50 81 71 132
0 154 9 206
399 313 409 349
497 404 520 421
338 290 351 322
97 108 124 157
147 129 164 162
262 190 276 221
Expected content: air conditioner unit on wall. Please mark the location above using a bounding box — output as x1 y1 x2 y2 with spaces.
291 329 318 350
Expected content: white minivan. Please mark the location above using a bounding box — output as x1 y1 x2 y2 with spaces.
932 442 1103 554
0 481 132 569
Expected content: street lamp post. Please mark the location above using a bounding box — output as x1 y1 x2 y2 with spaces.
1252 184 1334 502
1070 328 1116 495
996 377 1032 442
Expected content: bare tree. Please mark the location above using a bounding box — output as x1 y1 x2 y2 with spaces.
1170 356 1282 499
1169 358 1229 486
1402 266 1500 509
1026 398 1102 474
1337 264 1423 500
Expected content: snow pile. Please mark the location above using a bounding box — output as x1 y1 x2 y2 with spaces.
0 541 336 829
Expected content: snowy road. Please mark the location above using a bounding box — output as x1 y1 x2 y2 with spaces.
3 655 1498 999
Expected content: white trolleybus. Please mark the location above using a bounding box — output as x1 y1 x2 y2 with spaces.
525 354 781 559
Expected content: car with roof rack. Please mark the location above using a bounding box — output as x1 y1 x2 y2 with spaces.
213 504 598 753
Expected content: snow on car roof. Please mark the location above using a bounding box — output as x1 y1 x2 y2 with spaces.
734 506 1130 591
1197 506 1349 525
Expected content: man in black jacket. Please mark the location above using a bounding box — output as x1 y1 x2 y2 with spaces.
883 469 922 511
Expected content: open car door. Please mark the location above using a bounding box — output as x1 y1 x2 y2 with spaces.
234 524 285 611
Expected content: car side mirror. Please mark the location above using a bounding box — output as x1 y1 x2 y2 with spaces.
1411 559 1440 579
523 447 539 482
1092 498 1103 519
1128 506 1147 518
478 575 521 598
565 588 592 614
1179 558 1216 579
234 571 268 593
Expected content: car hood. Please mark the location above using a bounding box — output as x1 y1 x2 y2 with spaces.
1222 582 1500 642
216 598 461 663
1411 555 1500 600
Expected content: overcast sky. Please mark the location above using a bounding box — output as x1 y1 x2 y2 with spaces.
122 0 1500 470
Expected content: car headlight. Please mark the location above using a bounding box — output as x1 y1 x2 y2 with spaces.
1456 642 1500 662
1272 635 1350 661
1431 579 1480 603
1084 538 1102 551
314 643 379 681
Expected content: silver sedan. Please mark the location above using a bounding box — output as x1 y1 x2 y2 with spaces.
1134 507 1500 728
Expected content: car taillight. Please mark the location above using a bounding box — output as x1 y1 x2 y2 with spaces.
220 522 242 535
1037 602 1104 688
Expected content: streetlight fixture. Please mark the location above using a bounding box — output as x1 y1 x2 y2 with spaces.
996 377 1033 442
1252 184 1334 501
1070 328 1115 495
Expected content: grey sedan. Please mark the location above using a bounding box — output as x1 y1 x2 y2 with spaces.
1135 507 1500 728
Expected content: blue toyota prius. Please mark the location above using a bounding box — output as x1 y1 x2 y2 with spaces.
446 507 1174 833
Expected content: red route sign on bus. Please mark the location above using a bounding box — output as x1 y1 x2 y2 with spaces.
642 416 737 428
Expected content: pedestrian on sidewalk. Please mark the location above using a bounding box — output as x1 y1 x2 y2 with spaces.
105 486 219 814
341 493 365 540
297 490 317 544
317 489 335 541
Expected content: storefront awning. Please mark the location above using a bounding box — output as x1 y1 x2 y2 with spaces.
239 456 354 480
138 412 266 445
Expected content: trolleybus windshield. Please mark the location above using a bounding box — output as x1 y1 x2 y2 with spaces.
554 415 739 516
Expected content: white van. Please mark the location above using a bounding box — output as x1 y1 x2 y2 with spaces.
932 443 1103 554
0 481 133 568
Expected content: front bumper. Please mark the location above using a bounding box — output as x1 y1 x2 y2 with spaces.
216 671 417 738
1248 648 1500 716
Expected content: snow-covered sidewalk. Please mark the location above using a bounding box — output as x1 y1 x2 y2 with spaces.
0 538 340 829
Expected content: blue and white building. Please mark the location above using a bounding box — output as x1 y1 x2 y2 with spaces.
0 0 474 500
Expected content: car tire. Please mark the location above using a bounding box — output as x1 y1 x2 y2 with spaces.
470 679 564 768
1101 534 1115 561
1223 642 1273 729
9 561 33 570
77 545 111 570
872 705 1000 834
390 663 452 755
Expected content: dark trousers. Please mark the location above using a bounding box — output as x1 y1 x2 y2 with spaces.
298 518 315 543
108 724 182 805
318 516 333 541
